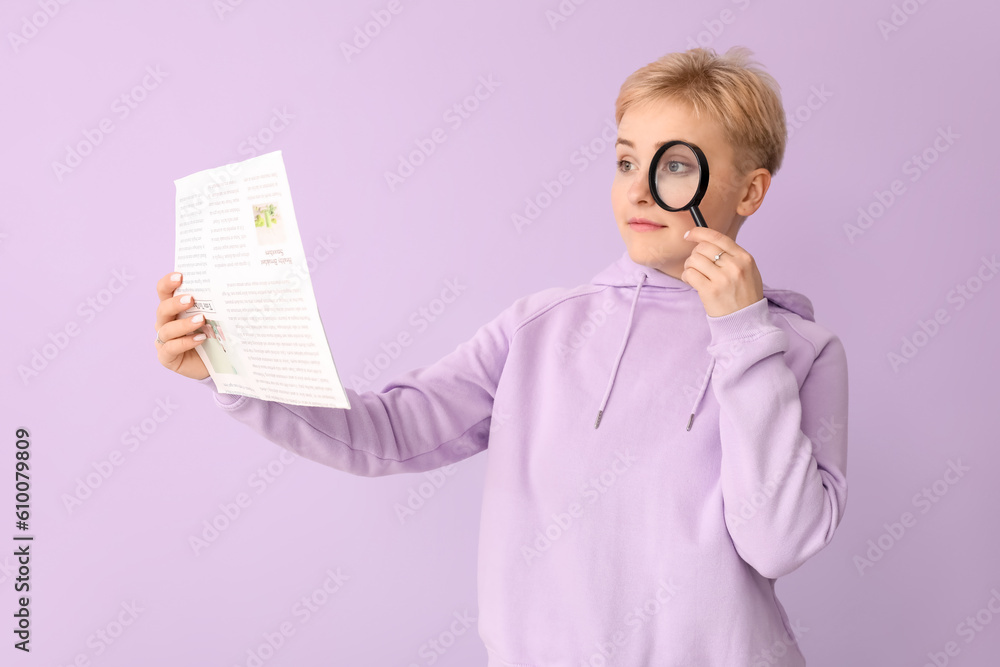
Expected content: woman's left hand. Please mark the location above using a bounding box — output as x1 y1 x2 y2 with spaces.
681 226 764 317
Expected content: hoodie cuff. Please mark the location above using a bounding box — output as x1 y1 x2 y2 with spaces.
705 297 779 347
196 375 244 406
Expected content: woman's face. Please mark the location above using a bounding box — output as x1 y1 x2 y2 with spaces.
612 97 765 280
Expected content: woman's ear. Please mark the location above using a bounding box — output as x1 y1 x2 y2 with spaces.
735 168 771 217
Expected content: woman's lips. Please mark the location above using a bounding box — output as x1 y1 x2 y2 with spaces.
628 222 663 232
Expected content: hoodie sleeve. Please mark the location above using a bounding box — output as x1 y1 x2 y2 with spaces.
706 297 849 580
194 301 515 477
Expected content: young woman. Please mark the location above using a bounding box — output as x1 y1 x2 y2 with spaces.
154 46 849 666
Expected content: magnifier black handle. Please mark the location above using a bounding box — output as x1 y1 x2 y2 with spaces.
690 206 708 228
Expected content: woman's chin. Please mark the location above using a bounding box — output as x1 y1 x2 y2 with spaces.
626 241 676 266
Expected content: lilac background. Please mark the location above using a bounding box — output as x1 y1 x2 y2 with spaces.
3 0 999 665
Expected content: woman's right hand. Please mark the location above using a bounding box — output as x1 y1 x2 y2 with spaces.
154 272 210 380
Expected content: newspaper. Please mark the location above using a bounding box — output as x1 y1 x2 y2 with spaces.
172 150 350 409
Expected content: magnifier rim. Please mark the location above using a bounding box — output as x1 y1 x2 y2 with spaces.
648 140 710 212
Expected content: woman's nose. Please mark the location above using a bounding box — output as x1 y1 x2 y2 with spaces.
629 169 651 202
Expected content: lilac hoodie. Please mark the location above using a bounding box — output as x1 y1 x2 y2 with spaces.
197 250 849 666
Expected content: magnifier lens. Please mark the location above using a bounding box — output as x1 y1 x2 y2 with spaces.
654 144 702 210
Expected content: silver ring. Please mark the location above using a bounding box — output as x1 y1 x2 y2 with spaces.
155 329 165 345
713 251 727 264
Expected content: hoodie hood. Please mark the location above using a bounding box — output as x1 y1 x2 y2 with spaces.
589 250 815 432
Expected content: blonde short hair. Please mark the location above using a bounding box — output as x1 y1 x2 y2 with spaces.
614 46 787 177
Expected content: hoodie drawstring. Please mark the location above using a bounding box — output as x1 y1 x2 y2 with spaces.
593 273 715 433
594 274 645 429
685 357 715 431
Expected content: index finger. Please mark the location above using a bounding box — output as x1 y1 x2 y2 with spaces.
684 226 739 251
156 271 183 302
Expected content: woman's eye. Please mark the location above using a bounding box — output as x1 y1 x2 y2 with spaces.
664 160 692 174
616 159 634 173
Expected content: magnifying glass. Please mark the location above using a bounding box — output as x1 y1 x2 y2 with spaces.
648 140 710 228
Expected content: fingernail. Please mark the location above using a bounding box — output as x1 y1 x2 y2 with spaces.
193 334 206 341
171 273 181 282
192 314 205 324
683 230 690 238
180 295 192 304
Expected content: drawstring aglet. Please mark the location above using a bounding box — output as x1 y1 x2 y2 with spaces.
686 413 695 431
594 410 604 429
